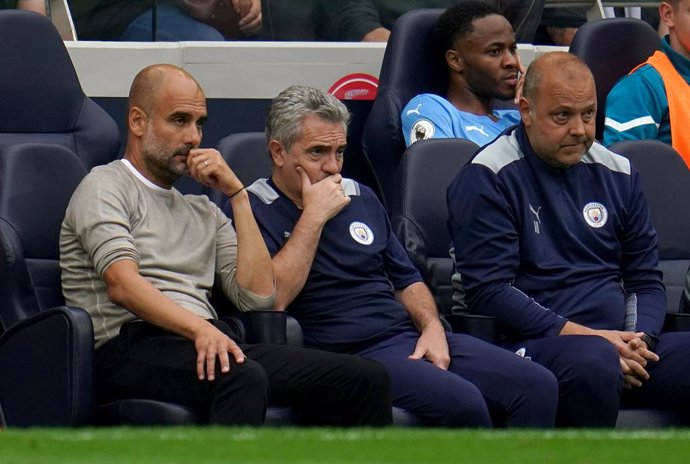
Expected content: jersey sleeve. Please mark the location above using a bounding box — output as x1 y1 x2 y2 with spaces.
401 94 457 146
603 67 667 146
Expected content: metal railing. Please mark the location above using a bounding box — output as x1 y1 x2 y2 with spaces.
544 1 661 21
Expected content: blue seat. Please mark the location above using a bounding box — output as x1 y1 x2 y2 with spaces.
175 132 270 207
0 10 120 170
361 9 446 210
213 131 272 206
609 140 690 318
569 17 660 141
609 139 690 428
392 138 479 316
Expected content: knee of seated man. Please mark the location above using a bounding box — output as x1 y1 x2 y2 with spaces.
216 357 270 392
338 355 391 394
440 381 492 427
415 372 491 426
560 335 622 385
513 359 559 400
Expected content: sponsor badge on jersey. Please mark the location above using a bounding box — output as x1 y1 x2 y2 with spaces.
410 119 434 143
582 202 608 228
349 221 374 245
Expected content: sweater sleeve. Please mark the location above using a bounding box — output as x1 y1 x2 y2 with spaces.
65 170 139 276
214 204 275 311
447 163 567 338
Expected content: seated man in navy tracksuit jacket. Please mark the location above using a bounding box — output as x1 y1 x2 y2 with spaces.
448 51 690 427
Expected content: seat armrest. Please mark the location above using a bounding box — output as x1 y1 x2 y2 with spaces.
235 310 303 346
446 313 498 344
0 306 94 427
663 312 690 333
285 314 304 347
218 314 246 344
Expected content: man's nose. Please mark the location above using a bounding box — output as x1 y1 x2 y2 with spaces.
184 124 202 146
322 153 341 174
503 50 518 68
570 116 586 136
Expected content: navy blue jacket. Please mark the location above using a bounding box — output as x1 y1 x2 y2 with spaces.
448 124 665 340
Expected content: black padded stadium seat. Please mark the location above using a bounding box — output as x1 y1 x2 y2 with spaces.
391 138 479 316
0 10 120 170
0 143 199 427
609 141 690 428
361 9 447 210
609 140 690 318
569 17 660 141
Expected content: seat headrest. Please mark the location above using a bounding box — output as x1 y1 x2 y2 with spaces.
362 9 448 209
0 10 84 133
608 139 690 260
0 143 87 259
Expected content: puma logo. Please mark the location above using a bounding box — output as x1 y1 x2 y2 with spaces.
406 103 423 116
465 125 489 137
529 204 542 235
529 204 542 223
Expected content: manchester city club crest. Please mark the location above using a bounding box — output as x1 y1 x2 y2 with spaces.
410 119 434 143
582 202 608 228
349 221 374 245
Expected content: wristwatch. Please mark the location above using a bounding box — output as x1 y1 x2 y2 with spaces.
640 333 657 351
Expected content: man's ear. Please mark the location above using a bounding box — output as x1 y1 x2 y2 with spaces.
269 140 287 167
129 106 148 137
446 49 463 74
519 96 532 126
659 2 675 30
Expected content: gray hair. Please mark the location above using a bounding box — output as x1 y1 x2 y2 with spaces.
266 85 351 151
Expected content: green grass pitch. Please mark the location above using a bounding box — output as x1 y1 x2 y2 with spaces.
1 428 690 464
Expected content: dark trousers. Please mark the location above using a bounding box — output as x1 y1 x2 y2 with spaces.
357 331 558 427
622 332 690 411
514 333 690 426
95 320 392 426
511 335 623 427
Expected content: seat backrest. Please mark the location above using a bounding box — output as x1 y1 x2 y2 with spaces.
0 10 120 170
569 17 660 141
362 9 447 209
174 133 270 207
0 143 87 332
609 139 690 313
391 138 479 315
216 131 272 204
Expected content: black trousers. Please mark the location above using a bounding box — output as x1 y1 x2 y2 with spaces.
95 320 392 426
